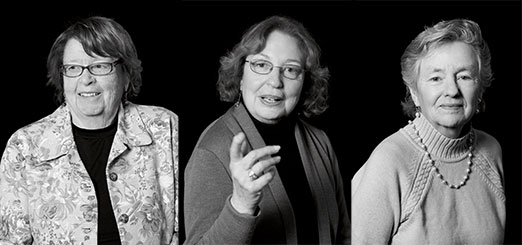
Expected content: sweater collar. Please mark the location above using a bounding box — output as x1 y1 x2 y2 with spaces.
409 114 473 160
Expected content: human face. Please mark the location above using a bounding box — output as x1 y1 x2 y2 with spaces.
63 38 128 129
411 41 481 138
241 30 304 124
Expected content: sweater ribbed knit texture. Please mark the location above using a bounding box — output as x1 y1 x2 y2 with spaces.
352 115 505 244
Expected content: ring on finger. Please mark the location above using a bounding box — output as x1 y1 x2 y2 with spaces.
248 169 259 180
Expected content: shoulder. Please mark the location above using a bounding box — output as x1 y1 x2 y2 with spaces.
7 106 67 141
126 102 178 121
124 103 179 135
368 130 417 170
473 128 503 174
353 129 418 186
195 115 234 155
1 106 69 161
474 129 502 158
185 114 234 176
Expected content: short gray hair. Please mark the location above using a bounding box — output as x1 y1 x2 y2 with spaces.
400 18 492 117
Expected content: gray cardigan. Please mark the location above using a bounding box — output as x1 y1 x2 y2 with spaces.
184 103 350 244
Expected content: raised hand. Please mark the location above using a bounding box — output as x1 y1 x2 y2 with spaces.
229 132 281 215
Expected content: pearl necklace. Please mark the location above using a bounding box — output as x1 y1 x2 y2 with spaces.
408 118 474 189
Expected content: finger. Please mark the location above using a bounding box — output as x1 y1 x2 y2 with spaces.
230 132 246 162
264 165 276 175
240 135 248 156
251 156 281 176
244 145 281 169
251 168 276 188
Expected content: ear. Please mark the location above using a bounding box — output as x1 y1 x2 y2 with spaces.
124 75 130 91
409 87 420 107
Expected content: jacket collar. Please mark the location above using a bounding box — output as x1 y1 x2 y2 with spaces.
39 102 152 162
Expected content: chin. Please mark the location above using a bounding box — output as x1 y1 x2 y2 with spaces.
79 107 104 117
257 114 283 124
258 108 281 117
438 117 467 130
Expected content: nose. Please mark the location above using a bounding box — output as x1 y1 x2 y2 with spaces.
78 70 95 85
444 76 460 97
266 67 283 88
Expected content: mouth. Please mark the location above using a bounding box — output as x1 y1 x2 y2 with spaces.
260 95 283 104
78 92 101 97
439 103 463 110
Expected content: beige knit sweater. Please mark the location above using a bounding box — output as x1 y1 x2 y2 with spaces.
352 114 505 244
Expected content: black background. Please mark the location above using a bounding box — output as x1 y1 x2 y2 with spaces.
1 1 520 244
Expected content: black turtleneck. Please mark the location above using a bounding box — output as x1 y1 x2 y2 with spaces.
72 121 121 245
250 113 319 244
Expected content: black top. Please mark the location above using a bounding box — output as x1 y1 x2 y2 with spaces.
251 113 319 244
72 121 121 245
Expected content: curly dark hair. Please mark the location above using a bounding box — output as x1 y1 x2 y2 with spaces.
216 15 330 118
46 16 142 104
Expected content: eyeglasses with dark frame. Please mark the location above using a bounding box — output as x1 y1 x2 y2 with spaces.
61 60 121 78
245 59 304 80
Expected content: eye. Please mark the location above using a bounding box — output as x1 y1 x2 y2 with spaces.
89 63 114 74
428 76 442 82
91 63 110 69
458 75 473 81
285 66 296 73
65 65 82 72
284 66 301 75
253 60 271 69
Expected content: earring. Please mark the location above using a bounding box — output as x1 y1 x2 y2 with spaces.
477 98 486 114
415 106 421 118
235 90 242 107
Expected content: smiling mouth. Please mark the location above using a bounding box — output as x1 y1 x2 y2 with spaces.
439 104 464 111
260 96 282 103
78 92 100 97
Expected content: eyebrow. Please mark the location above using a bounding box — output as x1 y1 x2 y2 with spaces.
428 65 475 74
254 53 302 65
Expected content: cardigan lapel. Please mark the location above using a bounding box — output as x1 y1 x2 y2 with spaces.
295 121 337 244
224 104 298 244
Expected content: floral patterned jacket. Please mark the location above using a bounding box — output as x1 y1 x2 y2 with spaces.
0 102 178 244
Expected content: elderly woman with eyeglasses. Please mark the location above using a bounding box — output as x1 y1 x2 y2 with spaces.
352 19 505 244
0 16 178 244
184 15 350 244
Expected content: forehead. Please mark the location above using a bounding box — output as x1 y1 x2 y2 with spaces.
63 38 107 62
420 42 478 71
256 30 303 61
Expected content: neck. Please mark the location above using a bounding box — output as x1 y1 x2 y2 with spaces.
70 110 119 130
434 121 472 139
411 113 473 160
435 125 462 139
